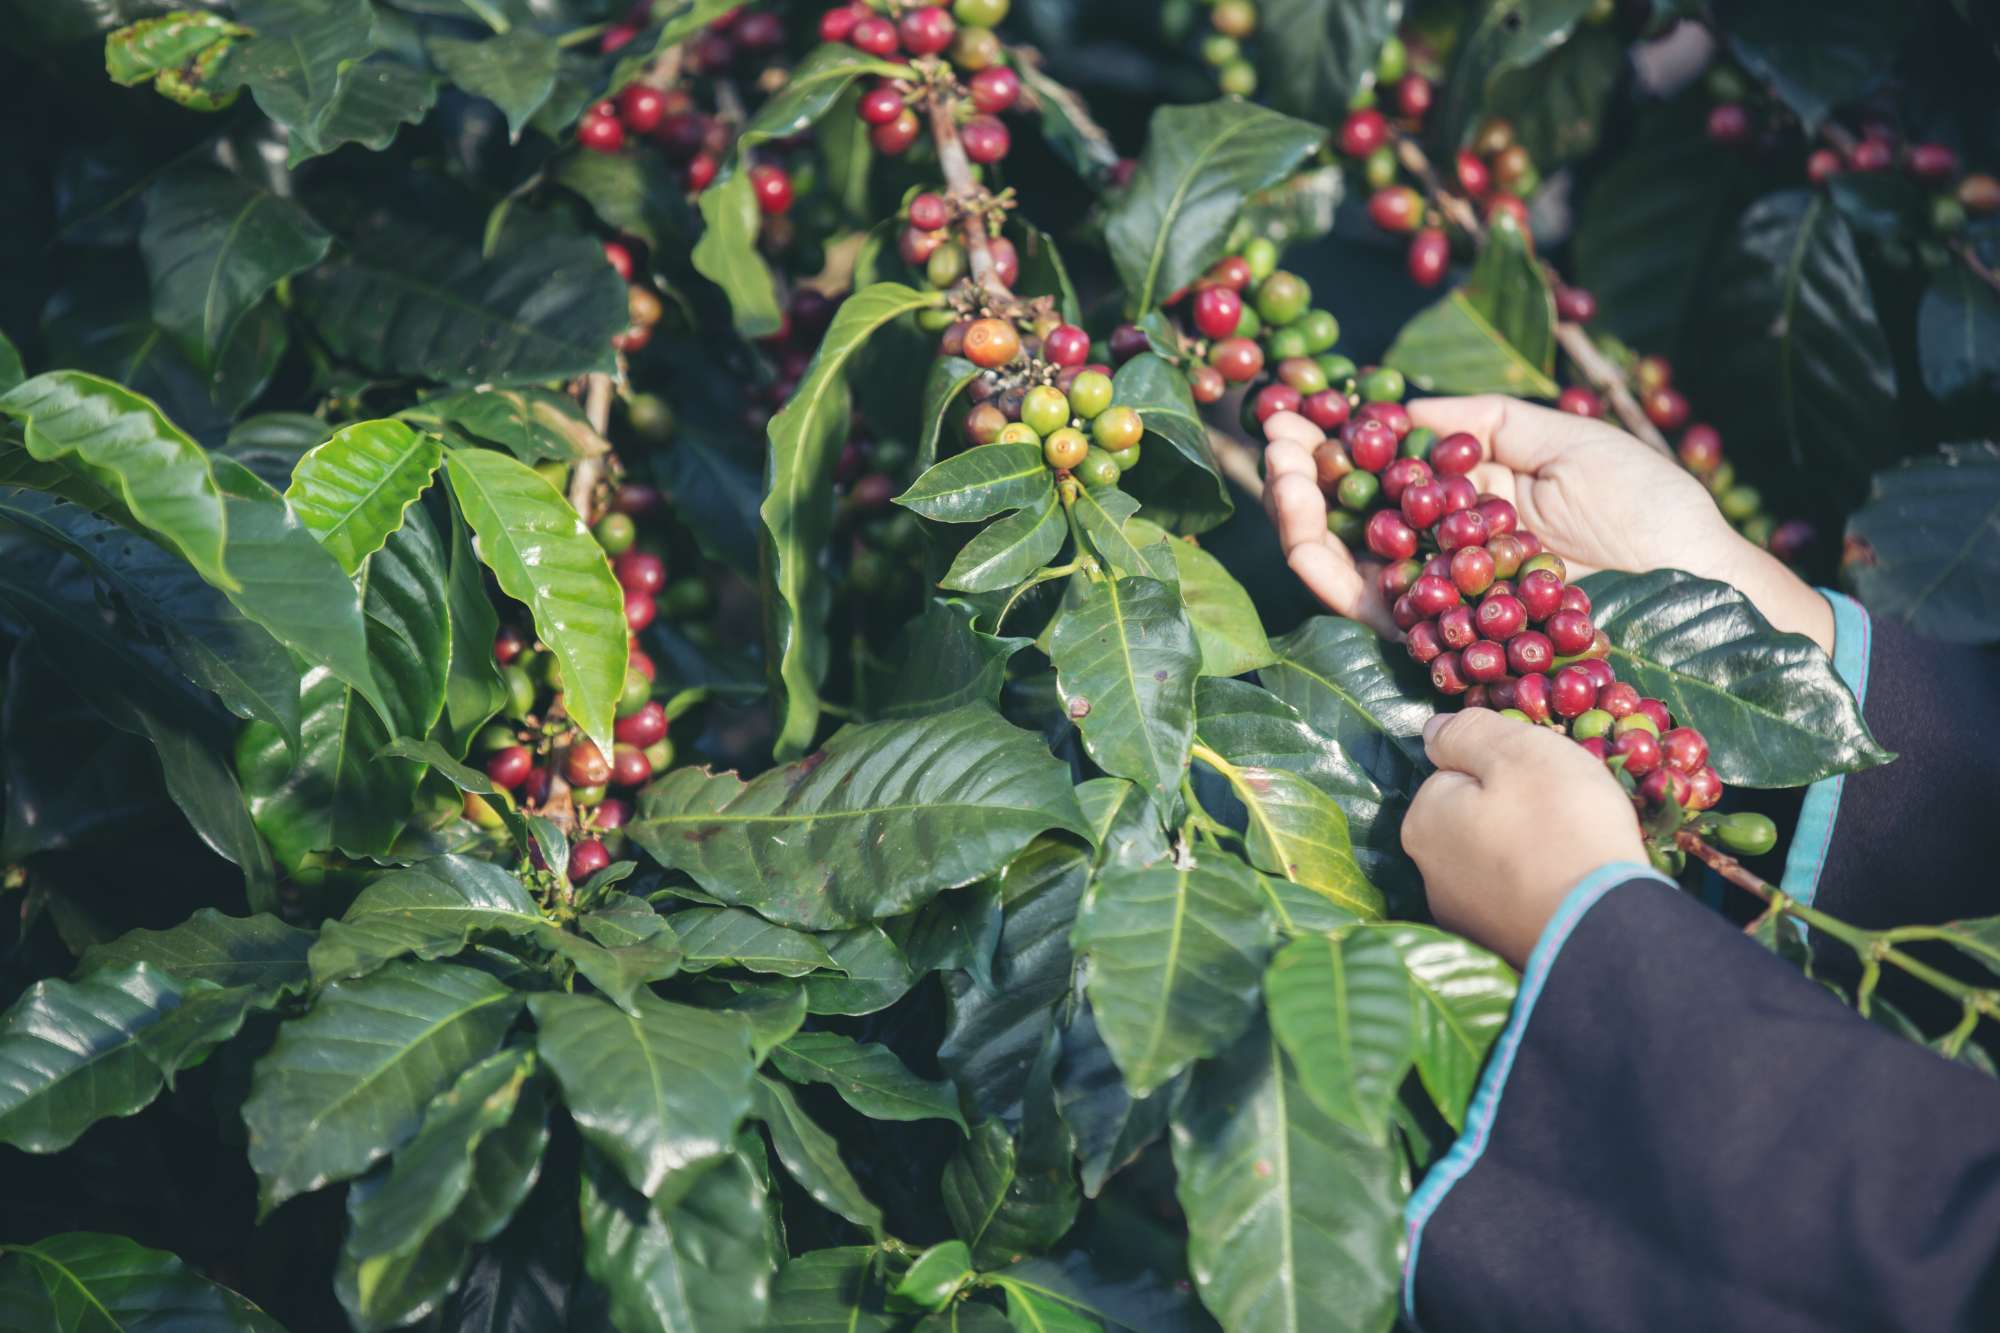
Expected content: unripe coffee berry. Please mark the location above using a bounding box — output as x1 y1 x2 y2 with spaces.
1612 729 1662 776
1550 664 1597 718
1365 510 1420 561
1188 364 1227 405
1430 650 1469 695
1256 271 1312 326
1313 440 1353 487
963 318 1021 368
1021 385 1070 436
1485 532 1527 578
1336 470 1379 511
1462 640 1508 683
1381 559 1423 601
1611 712 1659 739
1519 552 1567 583
1571 708 1614 741
1505 629 1552 675
1410 574 1461 617
1660 726 1708 774
1093 407 1143 451
1044 428 1089 470
1406 620 1444 664
1437 605 1477 650
1450 546 1496 597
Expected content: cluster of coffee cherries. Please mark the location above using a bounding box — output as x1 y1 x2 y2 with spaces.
1554 351 1810 562
1338 105 1536 288
947 312 1143 488
1804 129 1997 237
825 0 1021 160
896 190 1019 295
1190 0 1261 97
600 239 670 353
1317 422 1730 824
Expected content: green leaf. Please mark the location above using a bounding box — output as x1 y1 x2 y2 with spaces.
215 0 378 161
763 283 943 757
753 1074 884 1235
243 960 523 1214
237 507 451 872
631 705 1089 931
1015 56 1121 186
80 908 313 996
916 355 983 472
739 44 910 152
1373 923 1516 1130
1262 617 1433 803
1436 0 1596 150
309 855 546 983
0 369 230 589
551 148 690 255
446 446 625 753
1719 0 1910 134
0 330 21 393
801 927 917 1016
670 907 842 977
1918 265 2000 408
1067 487 1152 579
297 59 440 168
1486 23 1621 169
770 1031 968 1132
988 1252 1211 1333
1072 860 1276 1098
1385 218 1557 397
140 166 331 364
296 216 624 387
1110 353 1231 535
1075 778 1171 871
994 1279 1104 1333
1051 1004 1171 1198
1171 1024 1403 1333
943 491 1069 596
579 1146 776 1333
0 964 195 1152
892 1241 974 1310
415 387 608 465
943 1118 1079 1270
1580 568 1894 785
286 420 444 575
530 991 755 1203
1104 100 1325 314
1845 443 2000 644
604 0 749 92
897 442 1054 524
1048 576 1199 807
1264 930 1414 1142
693 170 783 339
1254 0 1404 123
441 497 508 754
1166 539 1272 676
1698 190 1898 502
555 897 685 1013
0 1232 279 1330
867 599 1030 718
429 29 559 140
765 1248 899 1332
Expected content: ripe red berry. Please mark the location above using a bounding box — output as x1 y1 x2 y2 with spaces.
850 14 899 53
1475 590 1526 641
1031 324 1083 369
1506 629 1553 675
749 164 793 215
1347 419 1397 472
1462 639 1508 683
1193 286 1244 339
1577 659 1617 693
1686 765 1723 810
686 152 718 189
1410 574 1461 617
1806 148 1843 185
1456 150 1491 198
898 5 955 54
615 700 668 747
1400 482 1444 530
1380 457 1431 503
1437 475 1478 515
1486 193 1530 229
1430 432 1483 477
1338 108 1388 157
1514 671 1553 722
1594 682 1638 718
624 587 657 632
1550 664 1597 718
1207 256 1252 291
1391 592 1422 631
567 739 612 787
619 85 667 133
1555 286 1596 323
1357 401 1412 439
1436 509 1489 552
1769 519 1815 562
734 10 783 50
1395 75 1433 122
614 550 666 594
1706 103 1750 146
1109 324 1151 363
1381 559 1423 601
1544 609 1596 655
494 625 526 664
1636 698 1672 733
611 742 653 788
1644 386 1689 430
1188 364 1227 404
1437 605 1477 650
1368 186 1423 233
1303 390 1349 430
906 193 949 233
860 83 906 125
1908 142 1959 183
1430 650 1470 695
1475 495 1517 536
1517 568 1561 621
969 65 1021 113
1612 728 1662 776
1488 678 1519 710
1660 726 1708 774
1677 422 1723 473
570 838 612 879
1638 766 1691 810
1450 546 1496 597
872 108 921 153
1849 137 1892 172
961 115 1011 163
820 5 862 41
603 241 635 282
1365 509 1420 561
1253 383 1302 423
1557 386 1602 417
1210 337 1264 383
1406 620 1444 664
486 745 533 789
578 113 625 152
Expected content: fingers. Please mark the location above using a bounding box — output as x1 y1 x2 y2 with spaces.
1261 410 1326 453
1400 768 1477 858
1286 537 1372 621
1408 394 1593 475
1420 707 1543 782
1263 446 1327 548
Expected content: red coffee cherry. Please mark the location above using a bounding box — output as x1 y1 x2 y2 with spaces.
1347 419 1397 472
1544 609 1596 655
1456 150 1491 198
1406 620 1444 664
611 743 653 788
1210 337 1265 383
1368 186 1423 233
570 838 612 879
898 6 955 55
1188 364 1227 405
1517 568 1563 621
615 701 668 748
1437 475 1478 515
1193 286 1244 339
1557 584 1591 616
1660 726 1709 774
1550 664 1598 718
614 550 666 593
961 115 1011 164
1396 75 1433 122
1400 482 1445 530
1557 386 1602 417
1686 766 1724 810
578 113 625 152
1431 431 1483 477
1450 546 1496 598
1357 401 1412 439
969 66 1021 113
619 85 666 133
850 14 899 53
1638 766 1691 810
1409 574 1461 617
1505 629 1553 676
1436 509 1489 552
749 164 793 215
860 83 907 125
1475 495 1517 536
1462 639 1508 683
494 625 527 664
624 587 657 632
1514 671 1553 722
1706 102 1751 146
1303 390 1350 429
1908 142 1959 184
1338 108 1388 157
567 739 613 787
1437 605 1477 650
1379 457 1431 503
1391 592 1422 631
1555 285 1596 323
1365 510 1420 561
1252 383 1302 423
1806 148 1843 184
1595 682 1639 718
486 745 533 789
1678 422 1723 473
1430 650 1470 695
1636 697 1672 733
1476 591 1526 640
872 108 922 154
1612 728 1662 776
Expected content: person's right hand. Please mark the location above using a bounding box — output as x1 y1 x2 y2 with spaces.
1262 395 1832 654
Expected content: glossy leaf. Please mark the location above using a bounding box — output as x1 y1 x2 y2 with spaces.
442 497 508 753
1171 1024 1403 1333
916 355 982 472
1104 100 1324 314
216 0 378 161
1698 190 1898 501
801 927 917 1017
1845 443 2000 644
0 964 194 1152
898 442 1053 524
1436 0 1595 150
298 60 440 168
1262 617 1432 803
556 899 685 1014
0 1232 279 1330
1264 930 1413 1142
1255 0 1404 123
1067 487 1152 580
868 599 1029 717
1487 23 1620 169
80 908 313 995
0 369 229 588
1075 778 1171 872
1918 266 2000 407
1720 0 1910 133
1110 353 1230 534
140 166 330 363
309 855 547 984
693 169 782 339
1581 568 1893 785
670 907 842 977
763 283 942 757
770 1030 968 1132
1048 576 1199 806
579 1146 776 1333
753 1074 884 1235
1385 218 1556 396
941 495 1066 594
1373 923 1516 1130
631 705 1089 930
1052 1003 1173 1198
1168 539 1272 676
285 419 443 574
739 45 909 151
429 29 559 140
446 446 625 753
529 990 755 1203
943 1119 1079 1270
296 216 624 387
1072 860 1276 1098
763 1247 898 1332
414 387 609 465
1016 56 1120 185
243 960 523 1213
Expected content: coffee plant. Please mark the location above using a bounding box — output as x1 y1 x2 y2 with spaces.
0 0 1996 1328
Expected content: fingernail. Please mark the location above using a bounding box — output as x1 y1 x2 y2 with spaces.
1423 714 1451 745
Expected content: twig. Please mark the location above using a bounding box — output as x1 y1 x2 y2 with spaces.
568 371 616 519
926 96 1013 303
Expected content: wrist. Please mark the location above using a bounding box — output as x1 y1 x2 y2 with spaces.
1710 541 1835 656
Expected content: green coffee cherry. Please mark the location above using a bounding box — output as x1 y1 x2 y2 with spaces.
1716 811 1777 857
1077 447 1122 488
1218 60 1256 96
1612 712 1659 738
1297 309 1341 353
1720 485 1760 522
1358 366 1406 402
1326 508 1365 544
1401 426 1437 459
572 783 606 808
625 392 674 442
1572 709 1615 741
1068 371 1114 419
1232 304 1263 339
503 665 536 720
1022 385 1072 437
662 577 715 619
1200 33 1239 65
1267 326 1309 360
1374 34 1407 83
1255 270 1311 326
1242 237 1279 283
1336 469 1379 511
1316 352 1358 384
594 512 637 556
475 722 519 753
1107 442 1141 470
616 669 652 717
997 421 1041 446
644 738 674 771
1365 146 1398 190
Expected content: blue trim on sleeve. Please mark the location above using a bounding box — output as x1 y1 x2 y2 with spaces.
1779 591 1872 908
1400 863 1676 1329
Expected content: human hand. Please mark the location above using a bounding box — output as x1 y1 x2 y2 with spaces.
1402 708 1647 968
1261 395 1833 653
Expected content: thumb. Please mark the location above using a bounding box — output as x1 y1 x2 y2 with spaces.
1421 707 1539 782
